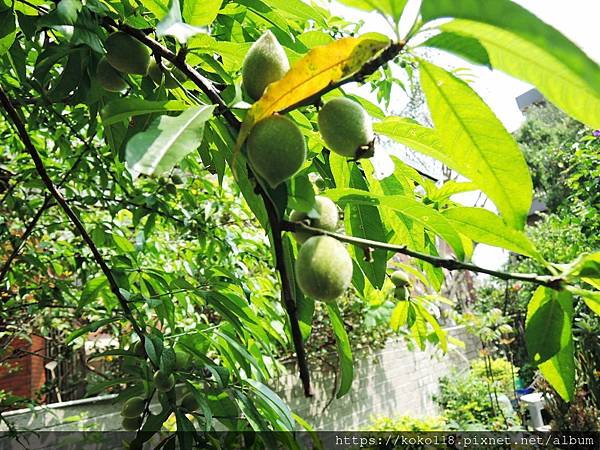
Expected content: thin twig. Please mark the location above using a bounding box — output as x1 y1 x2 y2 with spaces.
0 86 145 339
281 221 563 289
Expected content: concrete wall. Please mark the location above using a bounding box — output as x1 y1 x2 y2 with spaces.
273 325 481 430
1 326 480 432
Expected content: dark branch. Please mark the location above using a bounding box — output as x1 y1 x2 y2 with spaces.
282 221 563 289
0 85 145 338
280 41 405 114
101 17 241 130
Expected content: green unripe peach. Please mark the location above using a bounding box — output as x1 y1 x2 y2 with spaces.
121 415 143 431
318 97 374 158
247 115 306 188
289 196 339 243
180 393 200 412
242 30 289 100
175 350 191 371
105 32 150 75
96 57 128 92
295 236 353 302
390 270 411 287
394 286 409 301
153 370 175 392
121 396 146 418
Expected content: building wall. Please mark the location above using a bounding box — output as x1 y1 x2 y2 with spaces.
273 325 481 430
1 327 480 432
0 335 46 401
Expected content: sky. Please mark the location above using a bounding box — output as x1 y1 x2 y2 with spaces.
327 0 600 270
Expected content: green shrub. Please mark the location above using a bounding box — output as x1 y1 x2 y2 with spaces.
367 415 447 431
434 358 521 430
470 357 517 395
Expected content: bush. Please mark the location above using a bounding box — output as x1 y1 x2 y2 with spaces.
434 358 521 430
367 415 447 431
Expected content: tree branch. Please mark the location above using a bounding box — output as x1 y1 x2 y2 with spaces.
0 85 145 338
281 220 563 289
0 136 93 284
280 41 405 114
101 17 241 130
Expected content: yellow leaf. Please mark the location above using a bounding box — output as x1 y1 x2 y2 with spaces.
235 36 388 151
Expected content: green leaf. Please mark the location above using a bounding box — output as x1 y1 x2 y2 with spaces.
325 187 465 261
374 117 447 164
125 105 215 179
66 317 119 344
101 99 190 126
583 292 600 316
344 165 388 289
419 60 532 229
390 300 409 331
183 0 222 26
326 303 353 398
112 233 135 253
561 251 600 290
442 207 540 259
263 0 326 26
427 180 478 202
156 0 204 43
415 301 447 352
421 0 600 129
175 410 195 449
0 3 16 57
78 275 108 310
245 379 295 431
421 32 490 68
336 0 408 23
525 287 572 364
539 338 575 402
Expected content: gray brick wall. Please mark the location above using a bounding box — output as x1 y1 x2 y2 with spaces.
272 325 481 430
1 326 480 432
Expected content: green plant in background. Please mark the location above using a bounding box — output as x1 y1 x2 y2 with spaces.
434 357 521 431
367 415 447 431
1 0 600 445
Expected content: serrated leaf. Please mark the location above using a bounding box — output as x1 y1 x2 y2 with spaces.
101 99 190 126
419 60 532 229
415 301 447 352
374 116 447 162
66 317 119 344
539 339 575 402
525 287 572 364
442 207 540 259
78 275 108 310
126 105 215 179
421 0 600 129
236 36 387 150
344 163 388 289
325 187 465 261
0 3 16 57
337 0 408 23
390 301 409 331
183 0 222 26
326 303 353 398
561 251 600 290
422 31 490 68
